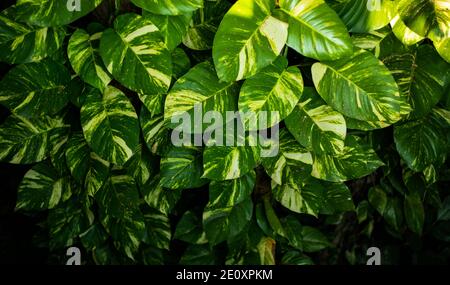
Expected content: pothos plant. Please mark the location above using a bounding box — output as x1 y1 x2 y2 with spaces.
0 0 449 265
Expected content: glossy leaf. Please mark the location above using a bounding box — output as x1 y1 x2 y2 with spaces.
100 13 172 94
285 87 346 154
0 60 70 117
312 49 409 124
238 57 303 130
80 86 140 165
68 29 111 90
279 0 353 61
213 0 288 81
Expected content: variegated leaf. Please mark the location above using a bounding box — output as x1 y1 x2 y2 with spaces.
64 134 110 196
335 0 396 33
394 108 450 172
0 114 69 164
203 198 253 246
131 0 203 15
96 175 145 259
68 29 111 90
140 106 172 156
160 146 207 189
143 209 171 250
172 47 191 79
99 13 172 94
16 161 72 211
398 0 450 41
0 59 70 117
203 144 259 181
141 174 182 216
435 37 450 64
123 144 157 186
381 44 450 119
279 0 353 61
312 49 409 124
208 171 256 208
285 87 346 154
261 129 312 185
272 174 324 217
182 0 231 50
15 0 104 27
174 210 208 244
0 6 65 64
47 197 91 250
213 0 288 81
311 135 384 182
143 11 192 51
390 15 424 46
238 57 303 130
164 61 239 132
80 86 140 165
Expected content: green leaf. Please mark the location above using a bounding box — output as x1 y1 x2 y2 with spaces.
384 197 404 232
182 0 231 50
394 108 450 172
261 129 312 185
0 7 65 64
301 226 331 252
285 87 346 154
0 114 69 164
238 57 304 130
16 161 72 211
143 11 192 51
281 250 314 265
15 0 104 27
390 15 424 46
160 146 207 189
312 49 409 124
131 0 203 15
281 216 303 250
141 174 182 216
140 106 172 156
203 144 259 181
164 61 239 132
96 175 145 259
368 186 388 215
272 174 324 217
142 209 171 250
435 37 450 64
80 86 140 165
398 0 450 40
213 0 288 81
322 181 355 214
68 29 111 90
174 210 207 244
336 0 396 33
404 192 425 234
48 197 91 250
279 0 353 61
256 237 276 265
99 13 172 94
123 144 156 186
208 171 256 208
203 198 253 246
172 48 191 79
311 135 384 182
438 197 450 221
180 244 218 265
382 45 450 119
0 60 70 117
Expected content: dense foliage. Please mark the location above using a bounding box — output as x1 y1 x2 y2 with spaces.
1 0 450 265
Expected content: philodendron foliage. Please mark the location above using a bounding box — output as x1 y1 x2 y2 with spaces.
0 0 450 265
